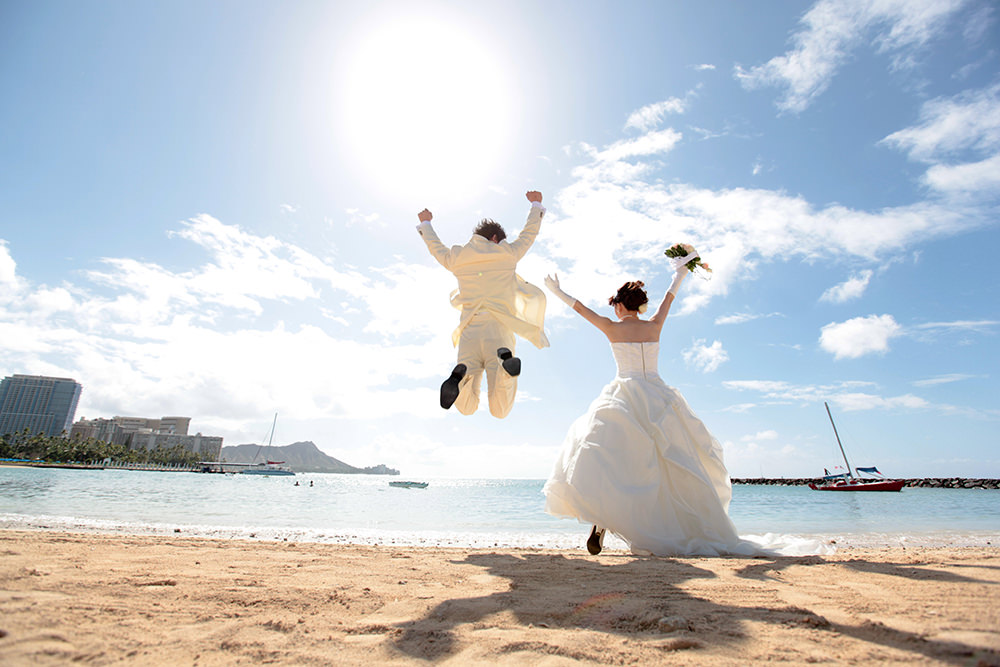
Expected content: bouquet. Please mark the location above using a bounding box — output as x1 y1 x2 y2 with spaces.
664 243 712 277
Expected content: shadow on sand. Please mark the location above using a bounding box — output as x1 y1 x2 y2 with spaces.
390 552 998 664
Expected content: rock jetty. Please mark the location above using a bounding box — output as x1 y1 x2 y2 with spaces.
730 477 1000 490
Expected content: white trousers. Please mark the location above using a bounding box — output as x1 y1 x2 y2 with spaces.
454 311 517 418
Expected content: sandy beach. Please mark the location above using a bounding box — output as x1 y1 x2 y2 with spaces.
1 530 997 665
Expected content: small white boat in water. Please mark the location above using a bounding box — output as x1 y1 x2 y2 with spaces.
389 481 428 489
241 461 295 476
240 414 295 476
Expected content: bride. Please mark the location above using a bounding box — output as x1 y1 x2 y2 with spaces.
543 250 828 557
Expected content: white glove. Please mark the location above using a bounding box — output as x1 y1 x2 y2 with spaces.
668 265 689 295
544 274 577 307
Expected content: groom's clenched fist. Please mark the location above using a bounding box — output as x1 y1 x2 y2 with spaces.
417 208 432 223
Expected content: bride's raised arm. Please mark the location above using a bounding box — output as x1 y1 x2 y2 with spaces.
545 274 618 337
648 267 686 325
649 245 699 325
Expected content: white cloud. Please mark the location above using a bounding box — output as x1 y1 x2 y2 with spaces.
160 215 367 315
536 84 992 343
923 153 1000 192
0 241 14 281
819 314 902 359
715 311 783 326
724 380 800 395
880 83 1000 161
722 379 926 412
830 392 929 411
25 286 76 315
693 64 716 71
715 312 757 326
624 98 687 132
736 0 967 112
723 379 875 402
280 203 299 214
715 312 755 326
589 128 684 162
914 319 999 333
0 241 23 300
363 261 459 341
0 217 462 450
961 4 995 44
879 83 1000 196
344 208 383 227
720 402 757 413
741 429 779 442
912 373 978 387
543 140 975 317
682 339 729 373
907 319 999 346
820 269 873 303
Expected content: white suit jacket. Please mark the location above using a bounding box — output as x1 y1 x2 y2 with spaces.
417 204 549 349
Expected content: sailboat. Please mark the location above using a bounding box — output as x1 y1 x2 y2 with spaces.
241 413 295 476
808 402 904 492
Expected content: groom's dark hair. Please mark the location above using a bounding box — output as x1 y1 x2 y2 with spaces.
474 219 507 242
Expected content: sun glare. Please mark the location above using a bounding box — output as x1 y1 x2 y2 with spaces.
337 18 516 200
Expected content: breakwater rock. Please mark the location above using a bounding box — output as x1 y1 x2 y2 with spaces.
731 477 1000 490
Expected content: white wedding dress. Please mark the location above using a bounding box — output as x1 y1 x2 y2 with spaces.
544 342 831 557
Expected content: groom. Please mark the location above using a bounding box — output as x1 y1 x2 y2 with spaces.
416 191 549 418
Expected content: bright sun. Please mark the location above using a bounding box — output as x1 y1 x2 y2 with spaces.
337 17 516 200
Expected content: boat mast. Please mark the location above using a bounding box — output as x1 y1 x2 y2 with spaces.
252 413 278 464
825 401 853 480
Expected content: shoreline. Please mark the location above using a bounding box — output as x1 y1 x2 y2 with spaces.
4 462 1000 489
3 515 996 551
1 529 997 665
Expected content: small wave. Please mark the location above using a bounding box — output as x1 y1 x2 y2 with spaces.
2 513 994 550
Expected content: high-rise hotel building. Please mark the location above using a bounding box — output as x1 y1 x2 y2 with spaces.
0 374 83 437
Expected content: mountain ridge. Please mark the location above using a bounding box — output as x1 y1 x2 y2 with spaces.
220 440 398 475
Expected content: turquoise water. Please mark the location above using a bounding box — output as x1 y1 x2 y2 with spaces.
1 466 997 549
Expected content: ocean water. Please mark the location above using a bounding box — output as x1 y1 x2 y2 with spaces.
1 466 997 551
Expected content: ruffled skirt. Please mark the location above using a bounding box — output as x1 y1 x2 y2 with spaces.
544 377 828 556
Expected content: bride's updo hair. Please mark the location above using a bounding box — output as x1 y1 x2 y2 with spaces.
608 281 648 312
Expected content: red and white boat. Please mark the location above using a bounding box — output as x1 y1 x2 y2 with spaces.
809 403 904 492
808 473 905 492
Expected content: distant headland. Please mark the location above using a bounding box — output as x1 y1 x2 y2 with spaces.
220 441 399 476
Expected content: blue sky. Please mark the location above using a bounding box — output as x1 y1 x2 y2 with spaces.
1 0 997 479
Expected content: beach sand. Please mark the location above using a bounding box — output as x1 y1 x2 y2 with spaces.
1 530 997 665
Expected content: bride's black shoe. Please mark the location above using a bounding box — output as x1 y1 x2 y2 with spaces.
497 347 521 377
587 525 606 555
440 364 467 409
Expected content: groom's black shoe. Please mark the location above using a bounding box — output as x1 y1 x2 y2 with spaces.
587 525 606 555
497 347 521 377
440 364 467 410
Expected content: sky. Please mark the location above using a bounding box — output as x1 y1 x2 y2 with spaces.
1 0 998 479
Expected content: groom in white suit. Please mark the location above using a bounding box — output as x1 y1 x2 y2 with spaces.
417 191 549 418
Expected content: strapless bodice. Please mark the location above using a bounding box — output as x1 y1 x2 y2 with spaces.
610 342 660 379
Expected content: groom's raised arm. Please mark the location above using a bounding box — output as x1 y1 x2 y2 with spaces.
416 208 454 271
509 190 544 261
